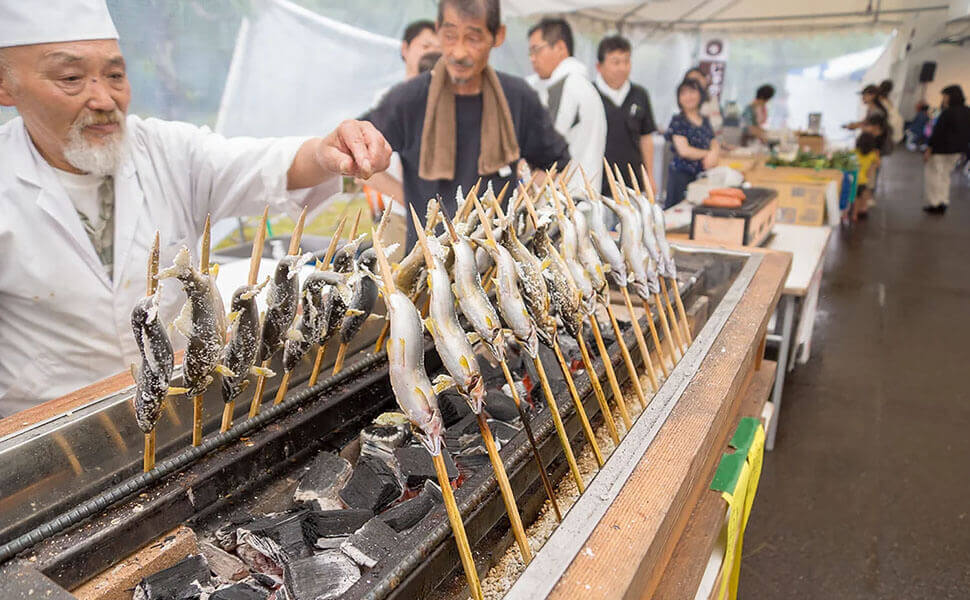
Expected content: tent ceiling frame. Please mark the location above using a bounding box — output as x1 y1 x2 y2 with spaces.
572 3 946 32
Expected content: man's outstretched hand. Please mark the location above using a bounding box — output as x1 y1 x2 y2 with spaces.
318 120 392 180
288 120 392 190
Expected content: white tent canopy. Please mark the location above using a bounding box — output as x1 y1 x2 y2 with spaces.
503 0 948 33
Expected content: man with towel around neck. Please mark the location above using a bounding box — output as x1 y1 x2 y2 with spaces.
364 0 570 249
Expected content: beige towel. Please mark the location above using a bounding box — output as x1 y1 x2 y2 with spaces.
419 59 520 181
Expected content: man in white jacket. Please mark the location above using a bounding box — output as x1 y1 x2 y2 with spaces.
526 17 606 194
0 0 391 414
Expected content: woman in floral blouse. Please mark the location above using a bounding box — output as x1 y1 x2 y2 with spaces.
664 79 719 208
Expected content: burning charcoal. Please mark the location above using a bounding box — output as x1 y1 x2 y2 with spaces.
236 510 311 570
443 413 478 449
340 518 401 568
339 456 403 513
283 551 360 600
293 452 352 511
209 582 266 600
302 509 372 549
487 419 520 448
133 554 210 600
455 449 491 471
557 335 582 362
378 483 442 532
201 541 249 582
436 389 472 427
360 423 410 458
484 387 520 423
394 446 457 488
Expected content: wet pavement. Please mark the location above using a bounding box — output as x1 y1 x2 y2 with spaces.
739 151 970 599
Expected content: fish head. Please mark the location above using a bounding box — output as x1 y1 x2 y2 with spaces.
157 246 192 281
413 409 445 456
466 374 487 414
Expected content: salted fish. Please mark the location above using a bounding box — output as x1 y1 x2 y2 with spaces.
282 271 340 373
257 252 312 364
602 195 660 300
336 248 380 346
131 293 176 433
222 279 272 403
160 247 231 397
583 196 629 290
532 211 584 341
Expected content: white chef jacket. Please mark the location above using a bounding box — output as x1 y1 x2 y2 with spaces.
527 57 607 195
0 115 339 415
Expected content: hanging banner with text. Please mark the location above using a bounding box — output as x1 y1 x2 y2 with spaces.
698 35 729 101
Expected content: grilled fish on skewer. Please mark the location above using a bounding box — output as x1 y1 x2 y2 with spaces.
488 191 557 347
131 293 182 433
440 211 504 360
471 197 539 358
601 194 658 299
528 205 584 340
371 236 446 455
257 252 313 364
222 279 272 403
411 206 486 412
282 271 340 373
160 247 233 396
583 194 629 290
570 200 609 299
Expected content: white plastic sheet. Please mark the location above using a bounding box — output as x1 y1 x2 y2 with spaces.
215 0 402 137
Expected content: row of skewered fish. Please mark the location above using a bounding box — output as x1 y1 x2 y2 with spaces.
130 208 390 470
373 162 688 599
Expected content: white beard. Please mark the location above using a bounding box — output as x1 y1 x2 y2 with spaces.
63 113 127 177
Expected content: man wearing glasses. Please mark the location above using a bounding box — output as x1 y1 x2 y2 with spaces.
364 0 569 249
527 17 607 194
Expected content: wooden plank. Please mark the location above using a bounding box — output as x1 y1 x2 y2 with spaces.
546 250 790 600
652 360 778 600
0 351 182 439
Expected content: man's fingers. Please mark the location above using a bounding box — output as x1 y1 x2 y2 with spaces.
337 121 376 179
360 122 392 173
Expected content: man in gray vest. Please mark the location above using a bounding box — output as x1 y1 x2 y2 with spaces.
526 17 606 194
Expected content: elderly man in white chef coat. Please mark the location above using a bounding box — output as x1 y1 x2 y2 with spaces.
0 1 392 415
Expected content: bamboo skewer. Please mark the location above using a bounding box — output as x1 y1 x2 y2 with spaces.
223 207 269 432
618 285 660 393
142 231 161 471
433 452 483 600
478 412 532 563
626 164 686 359
604 301 650 410
553 339 604 467
497 357 562 521
410 204 533 561
306 216 351 386
471 192 586 493
191 215 212 447
249 206 308 418
372 230 483 600
641 163 692 346
532 353 585 493
575 328 620 444
331 209 364 377
588 315 633 429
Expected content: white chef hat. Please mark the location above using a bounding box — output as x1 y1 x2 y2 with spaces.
0 0 119 49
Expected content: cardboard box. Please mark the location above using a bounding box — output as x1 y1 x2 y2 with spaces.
717 153 767 175
746 166 844 226
749 166 843 195
690 188 778 247
796 133 825 154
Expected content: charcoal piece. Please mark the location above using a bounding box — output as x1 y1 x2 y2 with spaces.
484 388 519 423
394 446 457 488
302 509 372 547
487 419 520 448
133 554 210 600
209 582 266 600
200 541 249 582
436 389 472 426
214 521 241 552
293 452 352 511
237 510 311 568
455 450 490 472
248 572 280 590
360 424 410 459
443 413 478 449
479 360 507 388
378 484 442 532
558 335 581 362
339 456 403 512
283 551 360 600
340 518 401 568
